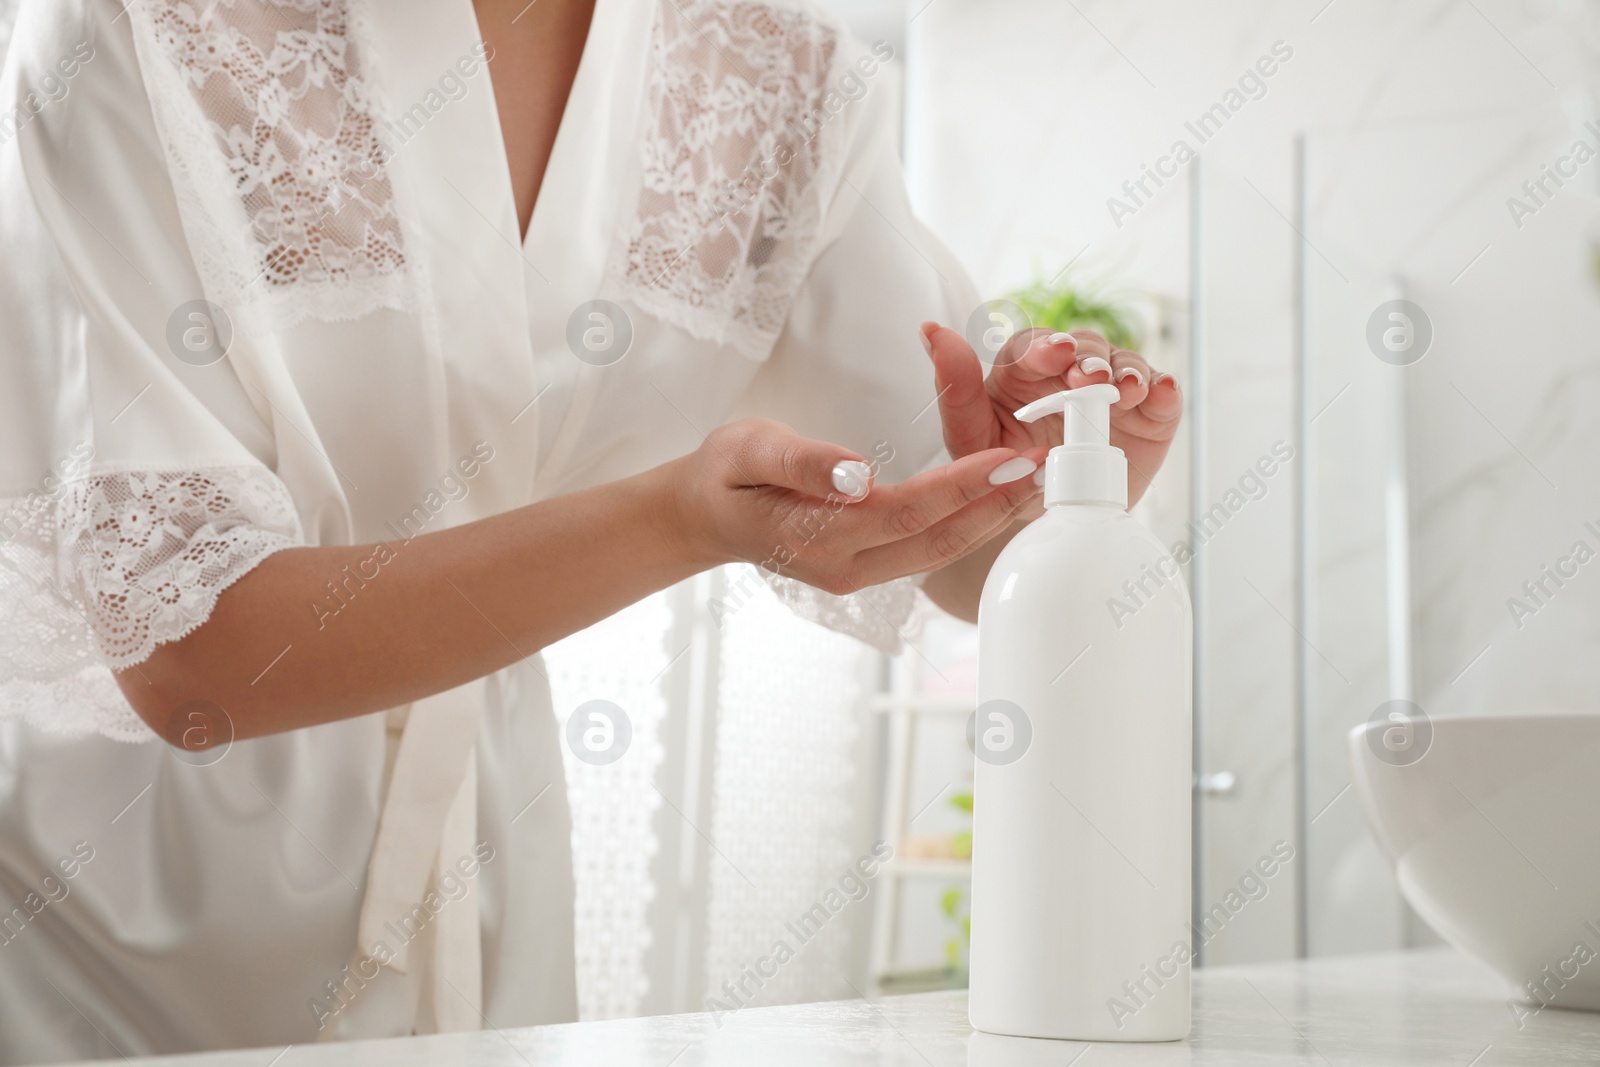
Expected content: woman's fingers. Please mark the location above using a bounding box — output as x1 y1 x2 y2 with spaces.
997 328 1078 382
1115 370 1184 440
1148 370 1182 413
714 419 873 500
1108 349 1152 409
695 421 1054 591
739 441 1045 595
1061 330 1114 386
919 322 997 459
979 323 1175 429
849 464 1045 584
849 446 1044 549
977 330 1080 426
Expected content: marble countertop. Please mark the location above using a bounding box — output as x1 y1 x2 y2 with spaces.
55 948 1600 1067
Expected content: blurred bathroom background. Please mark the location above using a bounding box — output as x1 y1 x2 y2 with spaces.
504 0 1600 1019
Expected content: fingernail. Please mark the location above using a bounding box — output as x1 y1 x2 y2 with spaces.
1115 366 1147 385
1033 466 1047 487
1152 371 1175 387
1080 356 1112 378
919 321 938 356
1047 332 1076 347
988 457 1038 486
832 460 872 499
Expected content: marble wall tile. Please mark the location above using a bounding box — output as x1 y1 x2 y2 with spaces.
905 0 1588 966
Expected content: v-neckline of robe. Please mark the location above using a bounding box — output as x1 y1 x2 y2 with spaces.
465 0 609 254
498 0 657 311
408 0 655 313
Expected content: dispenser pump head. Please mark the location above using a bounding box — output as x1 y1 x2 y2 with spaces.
1014 384 1127 508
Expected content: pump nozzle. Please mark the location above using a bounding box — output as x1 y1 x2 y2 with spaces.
1013 384 1127 508
1014 383 1121 444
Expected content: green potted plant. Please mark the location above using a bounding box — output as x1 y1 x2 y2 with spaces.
1008 278 1142 349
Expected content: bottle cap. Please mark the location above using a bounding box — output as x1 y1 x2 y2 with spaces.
1014 384 1127 508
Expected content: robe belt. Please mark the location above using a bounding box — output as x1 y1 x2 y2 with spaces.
355 677 486 1032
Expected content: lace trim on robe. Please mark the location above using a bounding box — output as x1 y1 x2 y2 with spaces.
127 0 414 329
0 466 303 741
608 0 850 360
759 572 924 657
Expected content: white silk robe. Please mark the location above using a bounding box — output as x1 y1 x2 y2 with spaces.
0 0 975 1060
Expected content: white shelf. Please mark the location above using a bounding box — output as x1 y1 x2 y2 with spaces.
883 858 971 877
868 658 978 995
866 694 974 715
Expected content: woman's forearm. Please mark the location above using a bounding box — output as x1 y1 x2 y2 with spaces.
117 459 709 744
116 417 1049 745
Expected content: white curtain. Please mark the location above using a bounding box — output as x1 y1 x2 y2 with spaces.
546 567 880 1019
701 572 879 1009
545 590 673 1019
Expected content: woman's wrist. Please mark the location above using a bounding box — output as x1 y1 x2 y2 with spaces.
647 454 736 575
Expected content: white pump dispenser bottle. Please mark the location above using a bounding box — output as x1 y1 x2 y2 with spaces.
967 384 1192 1042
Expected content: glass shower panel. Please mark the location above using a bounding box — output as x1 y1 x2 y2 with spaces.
1299 101 1583 955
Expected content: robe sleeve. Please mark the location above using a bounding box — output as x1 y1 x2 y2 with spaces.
0 1 303 741
731 45 982 655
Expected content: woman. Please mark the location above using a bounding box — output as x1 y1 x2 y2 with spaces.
0 0 1179 1059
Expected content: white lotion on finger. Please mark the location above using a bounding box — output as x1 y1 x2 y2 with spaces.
969 384 1193 1043
987 457 1038 486
831 460 872 499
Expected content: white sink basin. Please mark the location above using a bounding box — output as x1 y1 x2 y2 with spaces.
1348 712 1600 1013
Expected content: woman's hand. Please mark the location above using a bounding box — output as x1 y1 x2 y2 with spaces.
666 418 1047 596
919 322 1182 507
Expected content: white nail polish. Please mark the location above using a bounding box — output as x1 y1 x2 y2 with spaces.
1080 356 1112 377
1033 466 1047 487
1152 371 1173 385
1115 366 1147 385
832 460 872 499
988 457 1038 486
1047 332 1076 346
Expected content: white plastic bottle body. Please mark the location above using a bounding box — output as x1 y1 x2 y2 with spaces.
968 504 1193 1041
